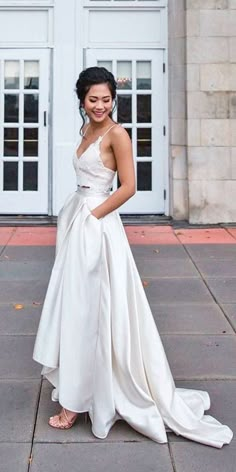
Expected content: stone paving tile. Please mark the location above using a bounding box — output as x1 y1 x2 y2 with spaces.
131 244 188 259
185 244 236 260
8 227 56 246
126 226 179 245
170 441 236 472
135 258 199 278
30 442 173 472
226 228 236 241
0 245 55 262
0 380 40 442
175 228 235 245
0 232 13 246
161 335 236 380
144 278 213 305
0 280 47 304
0 303 41 335
0 260 52 281
151 303 233 334
193 259 236 278
0 443 31 472
205 278 236 303
0 335 41 379
221 304 236 331
35 380 157 443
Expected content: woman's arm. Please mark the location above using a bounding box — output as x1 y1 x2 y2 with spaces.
91 126 136 220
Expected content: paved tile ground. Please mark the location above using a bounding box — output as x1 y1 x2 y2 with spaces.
0 225 235 471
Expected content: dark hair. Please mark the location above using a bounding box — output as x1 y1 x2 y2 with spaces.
75 66 117 135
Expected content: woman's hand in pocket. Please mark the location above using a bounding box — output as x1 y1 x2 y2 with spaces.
90 210 100 220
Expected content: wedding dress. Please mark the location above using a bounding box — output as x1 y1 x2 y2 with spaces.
33 125 233 448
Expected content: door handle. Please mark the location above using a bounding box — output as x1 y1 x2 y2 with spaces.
44 111 47 126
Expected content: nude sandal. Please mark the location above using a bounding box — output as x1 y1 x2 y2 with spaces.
48 407 78 429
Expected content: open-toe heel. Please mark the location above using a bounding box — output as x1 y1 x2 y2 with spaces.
48 407 78 429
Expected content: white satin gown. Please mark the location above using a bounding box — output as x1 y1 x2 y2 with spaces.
33 125 233 448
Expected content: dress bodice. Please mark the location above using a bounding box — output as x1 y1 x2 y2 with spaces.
73 127 117 194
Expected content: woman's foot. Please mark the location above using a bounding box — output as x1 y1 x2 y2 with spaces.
48 407 78 429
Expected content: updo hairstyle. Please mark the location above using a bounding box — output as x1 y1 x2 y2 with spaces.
75 66 117 135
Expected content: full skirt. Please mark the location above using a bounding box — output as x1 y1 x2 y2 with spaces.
33 187 233 448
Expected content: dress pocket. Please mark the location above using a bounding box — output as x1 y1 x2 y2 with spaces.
89 211 101 223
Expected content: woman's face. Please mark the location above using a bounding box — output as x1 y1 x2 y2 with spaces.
83 83 113 123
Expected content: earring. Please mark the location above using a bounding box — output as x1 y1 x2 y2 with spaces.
80 106 87 117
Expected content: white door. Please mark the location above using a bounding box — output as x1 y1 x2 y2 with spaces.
86 49 167 214
0 49 49 214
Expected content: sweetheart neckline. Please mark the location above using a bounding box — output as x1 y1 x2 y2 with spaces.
74 138 116 174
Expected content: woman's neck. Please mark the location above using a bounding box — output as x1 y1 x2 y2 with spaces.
88 118 113 133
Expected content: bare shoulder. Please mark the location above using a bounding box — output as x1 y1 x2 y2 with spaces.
110 124 131 144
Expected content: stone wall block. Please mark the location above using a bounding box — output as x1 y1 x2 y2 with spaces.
231 147 236 178
226 181 236 218
170 92 186 119
187 0 228 8
186 0 200 9
171 119 187 146
231 120 236 145
187 119 201 145
199 0 228 8
172 146 188 179
187 64 200 91
188 146 231 179
200 10 229 37
229 11 236 36
172 180 189 220
201 119 230 146
189 180 232 224
201 64 230 91
229 64 236 90
169 38 185 65
169 9 186 38
188 91 229 119
230 94 236 118
189 180 209 224
170 65 186 92
230 38 236 62
187 38 228 64
186 10 200 37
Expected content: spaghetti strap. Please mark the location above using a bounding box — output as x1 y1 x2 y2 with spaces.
100 123 120 140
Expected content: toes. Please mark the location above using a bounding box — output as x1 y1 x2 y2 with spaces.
48 414 60 427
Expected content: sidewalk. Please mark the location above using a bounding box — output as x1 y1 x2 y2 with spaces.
0 225 235 472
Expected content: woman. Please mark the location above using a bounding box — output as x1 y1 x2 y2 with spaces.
33 67 233 448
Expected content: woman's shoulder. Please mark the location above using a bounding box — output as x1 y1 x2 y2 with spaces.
110 123 130 140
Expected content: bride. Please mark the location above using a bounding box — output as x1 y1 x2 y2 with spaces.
33 66 233 448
